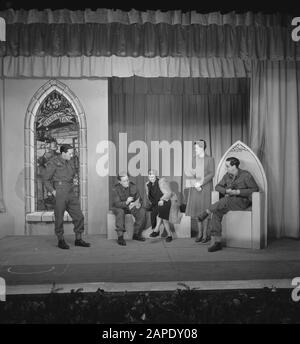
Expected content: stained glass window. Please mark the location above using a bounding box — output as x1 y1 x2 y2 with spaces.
35 91 80 211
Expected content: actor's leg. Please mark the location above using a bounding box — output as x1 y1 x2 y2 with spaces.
201 218 211 243
112 208 126 245
208 197 248 252
131 207 146 241
195 217 203 242
150 216 162 237
53 190 69 249
67 192 90 247
162 219 173 242
150 205 159 229
67 193 84 238
54 192 66 239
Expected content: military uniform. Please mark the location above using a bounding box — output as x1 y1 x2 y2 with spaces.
43 154 84 240
208 168 259 236
112 181 146 237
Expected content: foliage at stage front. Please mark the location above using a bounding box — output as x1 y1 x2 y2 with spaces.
0 285 300 324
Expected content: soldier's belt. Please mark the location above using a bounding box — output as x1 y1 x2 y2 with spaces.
54 181 73 186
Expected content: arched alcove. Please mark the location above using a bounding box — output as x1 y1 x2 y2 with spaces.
214 140 268 248
24 80 88 232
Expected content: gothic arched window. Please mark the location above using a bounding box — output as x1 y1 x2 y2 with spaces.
35 91 80 211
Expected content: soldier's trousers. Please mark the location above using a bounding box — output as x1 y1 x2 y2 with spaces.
54 185 84 239
208 196 251 237
112 206 146 236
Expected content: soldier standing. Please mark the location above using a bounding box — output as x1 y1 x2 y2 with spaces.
43 144 90 249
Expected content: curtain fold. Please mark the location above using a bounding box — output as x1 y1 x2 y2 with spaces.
249 60 300 239
0 9 292 26
109 77 249 206
0 56 251 78
1 23 298 59
0 78 5 212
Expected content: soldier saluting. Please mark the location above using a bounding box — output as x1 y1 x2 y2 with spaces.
43 144 90 249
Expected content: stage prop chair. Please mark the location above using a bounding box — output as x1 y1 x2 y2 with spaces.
211 141 267 249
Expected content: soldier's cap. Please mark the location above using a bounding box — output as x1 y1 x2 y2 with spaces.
60 144 73 153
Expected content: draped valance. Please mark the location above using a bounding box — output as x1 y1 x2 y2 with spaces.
0 9 293 26
0 9 298 60
0 56 250 78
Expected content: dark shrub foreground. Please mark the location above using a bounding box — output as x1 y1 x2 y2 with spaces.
0 286 300 323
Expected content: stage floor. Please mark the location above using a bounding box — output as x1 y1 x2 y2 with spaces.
0 235 300 294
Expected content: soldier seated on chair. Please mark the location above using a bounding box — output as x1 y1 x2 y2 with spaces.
112 172 146 246
198 157 259 252
43 144 90 250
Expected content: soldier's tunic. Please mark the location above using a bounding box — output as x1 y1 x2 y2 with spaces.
112 181 146 236
43 155 84 239
208 168 259 236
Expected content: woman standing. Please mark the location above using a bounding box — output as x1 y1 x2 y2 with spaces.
185 140 215 243
145 170 181 242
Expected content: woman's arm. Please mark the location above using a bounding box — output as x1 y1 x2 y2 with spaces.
202 157 215 186
159 178 172 201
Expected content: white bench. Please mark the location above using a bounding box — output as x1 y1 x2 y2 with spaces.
107 210 191 240
25 211 75 235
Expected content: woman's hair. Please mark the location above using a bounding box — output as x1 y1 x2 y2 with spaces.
226 157 240 168
148 169 158 175
194 139 207 150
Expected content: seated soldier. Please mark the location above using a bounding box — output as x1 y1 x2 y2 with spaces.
112 172 146 246
198 157 259 252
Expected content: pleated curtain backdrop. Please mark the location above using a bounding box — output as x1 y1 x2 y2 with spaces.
250 61 300 239
108 76 249 207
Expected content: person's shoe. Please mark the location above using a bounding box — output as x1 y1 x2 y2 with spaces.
58 239 70 249
208 242 222 252
165 236 173 242
201 237 211 244
198 211 209 222
150 231 160 238
75 239 91 247
195 236 203 243
117 237 126 246
132 234 146 241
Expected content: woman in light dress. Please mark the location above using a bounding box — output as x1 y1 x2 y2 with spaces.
185 140 215 243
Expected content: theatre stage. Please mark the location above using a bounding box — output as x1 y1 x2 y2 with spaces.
0 235 299 295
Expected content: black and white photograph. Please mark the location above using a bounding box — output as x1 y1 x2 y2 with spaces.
0 0 299 331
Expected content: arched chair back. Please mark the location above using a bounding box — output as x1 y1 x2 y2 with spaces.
214 141 267 248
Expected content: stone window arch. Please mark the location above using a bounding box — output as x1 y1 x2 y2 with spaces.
24 80 87 231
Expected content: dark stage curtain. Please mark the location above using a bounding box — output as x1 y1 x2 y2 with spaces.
0 9 297 59
108 76 250 206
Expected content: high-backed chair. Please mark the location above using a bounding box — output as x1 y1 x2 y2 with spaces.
212 141 267 249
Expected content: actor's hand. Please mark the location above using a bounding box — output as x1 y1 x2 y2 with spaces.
126 196 134 205
226 189 240 196
52 190 56 197
129 202 135 210
194 181 202 188
158 200 164 206
135 199 141 209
